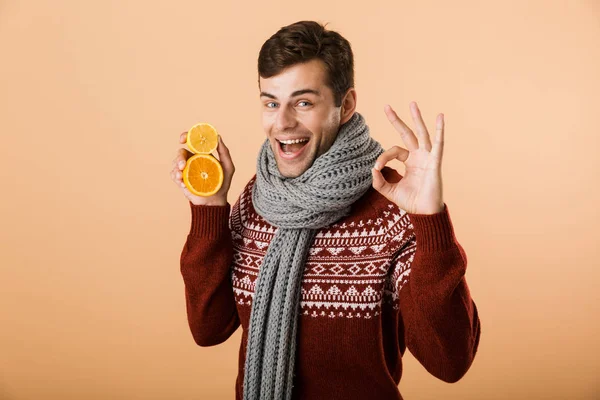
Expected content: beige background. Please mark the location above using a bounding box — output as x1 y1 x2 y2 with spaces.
1 0 599 399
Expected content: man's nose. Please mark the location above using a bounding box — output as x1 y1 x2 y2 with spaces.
275 106 297 131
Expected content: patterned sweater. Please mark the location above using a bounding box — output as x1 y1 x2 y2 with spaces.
180 167 481 400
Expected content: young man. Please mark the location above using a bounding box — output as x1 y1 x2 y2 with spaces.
170 20 480 400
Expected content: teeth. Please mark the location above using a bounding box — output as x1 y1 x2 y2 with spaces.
278 138 309 144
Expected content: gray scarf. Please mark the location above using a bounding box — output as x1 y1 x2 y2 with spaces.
244 111 384 400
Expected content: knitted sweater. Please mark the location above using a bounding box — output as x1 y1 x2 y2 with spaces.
180 167 481 400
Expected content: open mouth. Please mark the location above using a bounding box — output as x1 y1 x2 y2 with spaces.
276 138 310 159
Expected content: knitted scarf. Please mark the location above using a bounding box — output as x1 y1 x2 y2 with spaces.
244 111 384 400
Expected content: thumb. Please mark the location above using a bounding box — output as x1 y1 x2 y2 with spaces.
216 136 235 181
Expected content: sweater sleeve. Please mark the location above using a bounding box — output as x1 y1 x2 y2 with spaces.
179 201 240 347
393 202 481 383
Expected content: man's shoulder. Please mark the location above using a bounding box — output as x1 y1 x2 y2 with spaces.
230 174 257 203
242 174 258 195
229 174 258 232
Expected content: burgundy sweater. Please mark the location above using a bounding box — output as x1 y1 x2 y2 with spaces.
180 167 481 400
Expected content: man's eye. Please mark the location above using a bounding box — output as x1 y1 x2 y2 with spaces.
298 101 311 107
266 102 277 108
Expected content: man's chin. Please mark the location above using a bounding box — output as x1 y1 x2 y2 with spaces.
276 158 313 178
277 164 305 178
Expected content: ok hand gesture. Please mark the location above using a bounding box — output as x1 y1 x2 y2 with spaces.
372 102 445 215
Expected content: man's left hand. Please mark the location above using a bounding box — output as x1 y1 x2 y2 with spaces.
372 101 445 215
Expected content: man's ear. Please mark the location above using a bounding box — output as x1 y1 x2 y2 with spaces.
340 88 357 125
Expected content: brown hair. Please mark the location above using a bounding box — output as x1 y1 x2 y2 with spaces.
258 20 354 107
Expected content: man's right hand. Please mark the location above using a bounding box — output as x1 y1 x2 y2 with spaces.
170 131 235 206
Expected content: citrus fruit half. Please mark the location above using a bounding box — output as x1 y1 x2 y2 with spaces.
182 154 224 197
186 122 219 154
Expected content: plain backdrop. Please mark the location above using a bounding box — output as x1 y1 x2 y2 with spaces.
1 0 599 399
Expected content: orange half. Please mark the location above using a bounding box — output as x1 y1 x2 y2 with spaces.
182 154 224 197
186 122 219 154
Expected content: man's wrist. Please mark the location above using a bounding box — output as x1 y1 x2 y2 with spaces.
189 198 228 207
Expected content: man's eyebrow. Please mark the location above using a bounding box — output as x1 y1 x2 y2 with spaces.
260 89 321 99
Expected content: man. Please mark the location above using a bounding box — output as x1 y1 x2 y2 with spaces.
170 20 480 400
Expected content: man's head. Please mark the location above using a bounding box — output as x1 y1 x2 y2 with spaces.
258 21 357 178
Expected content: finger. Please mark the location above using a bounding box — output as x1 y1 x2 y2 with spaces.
430 113 444 166
172 150 183 168
176 169 185 188
371 167 393 197
171 168 185 188
173 148 185 166
373 146 410 171
410 101 432 151
384 104 419 151
170 166 181 183
180 131 187 144
216 136 235 178
175 148 193 170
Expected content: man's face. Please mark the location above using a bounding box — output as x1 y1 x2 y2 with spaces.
259 59 343 178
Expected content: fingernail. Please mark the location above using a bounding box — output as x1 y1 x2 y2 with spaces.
179 160 185 168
